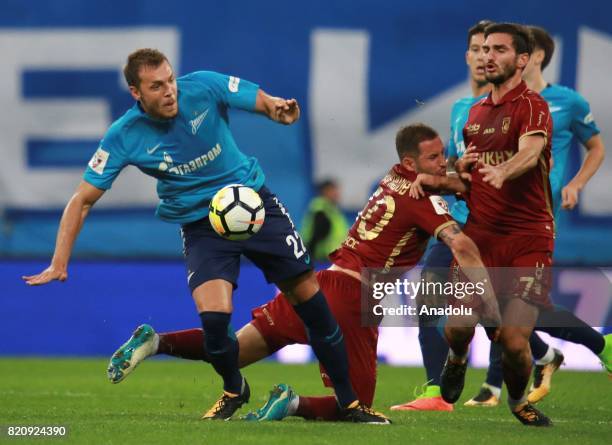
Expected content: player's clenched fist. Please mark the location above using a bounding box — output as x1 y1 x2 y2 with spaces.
561 182 580 210
272 97 300 124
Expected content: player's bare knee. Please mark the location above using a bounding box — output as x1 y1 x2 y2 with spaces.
277 270 319 303
192 279 233 313
445 325 473 344
500 330 529 358
236 323 271 367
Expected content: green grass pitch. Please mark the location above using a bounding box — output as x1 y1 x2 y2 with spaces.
1 358 610 444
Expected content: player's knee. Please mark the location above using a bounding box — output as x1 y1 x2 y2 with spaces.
277 270 318 303
500 331 529 358
445 325 473 343
199 312 233 353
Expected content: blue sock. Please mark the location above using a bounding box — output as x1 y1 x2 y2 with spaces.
485 342 504 389
529 332 549 361
418 314 448 386
292 291 356 407
537 307 605 355
199 311 243 394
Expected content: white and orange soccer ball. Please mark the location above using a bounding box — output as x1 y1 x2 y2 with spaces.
209 184 265 240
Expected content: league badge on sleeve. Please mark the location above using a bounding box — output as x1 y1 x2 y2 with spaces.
228 76 240 93
429 195 450 215
88 147 110 175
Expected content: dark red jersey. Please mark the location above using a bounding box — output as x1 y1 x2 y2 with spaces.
330 164 455 274
463 81 554 238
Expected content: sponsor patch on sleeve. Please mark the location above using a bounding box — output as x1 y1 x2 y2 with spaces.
228 76 240 93
429 195 450 215
88 147 110 175
584 112 594 124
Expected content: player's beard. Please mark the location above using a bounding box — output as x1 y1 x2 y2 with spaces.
139 94 178 120
485 61 517 86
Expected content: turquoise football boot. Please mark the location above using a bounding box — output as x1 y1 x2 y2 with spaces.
244 384 296 421
107 324 158 383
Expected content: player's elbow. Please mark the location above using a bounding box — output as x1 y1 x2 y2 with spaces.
65 193 92 221
523 146 541 170
70 191 95 211
590 138 605 161
68 183 103 218
526 155 539 169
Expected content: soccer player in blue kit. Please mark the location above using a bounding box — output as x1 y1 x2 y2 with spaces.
21 49 388 423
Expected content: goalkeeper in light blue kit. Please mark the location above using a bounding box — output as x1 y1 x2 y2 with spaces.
463 25 610 407
22 49 388 423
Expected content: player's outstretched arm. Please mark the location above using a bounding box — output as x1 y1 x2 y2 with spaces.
562 134 605 210
438 223 501 335
22 181 105 286
480 134 545 189
409 174 470 199
255 89 300 125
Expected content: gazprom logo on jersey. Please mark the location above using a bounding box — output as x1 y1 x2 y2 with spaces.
158 143 222 175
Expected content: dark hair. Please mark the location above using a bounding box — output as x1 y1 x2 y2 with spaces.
467 20 495 48
484 22 533 55
123 48 169 88
316 179 338 194
395 124 439 160
528 25 555 70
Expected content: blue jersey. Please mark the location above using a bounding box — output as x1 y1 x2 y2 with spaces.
446 94 486 224
83 71 264 224
540 84 600 214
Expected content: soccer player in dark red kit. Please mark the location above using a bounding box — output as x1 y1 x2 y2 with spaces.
107 124 500 422
414 23 555 427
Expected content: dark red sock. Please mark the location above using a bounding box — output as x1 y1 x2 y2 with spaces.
158 329 207 361
296 396 340 420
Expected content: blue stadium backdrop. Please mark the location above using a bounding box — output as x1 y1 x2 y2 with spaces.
1 0 610 370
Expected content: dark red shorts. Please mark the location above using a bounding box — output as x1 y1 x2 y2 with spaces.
450 227 554 311
250 269 378 406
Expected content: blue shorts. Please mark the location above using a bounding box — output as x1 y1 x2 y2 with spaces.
180 186 313 292
422 240 454 270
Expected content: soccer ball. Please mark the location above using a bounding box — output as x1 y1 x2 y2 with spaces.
209 184 265 240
